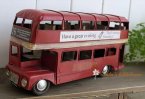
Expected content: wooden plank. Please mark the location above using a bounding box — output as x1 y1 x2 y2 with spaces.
19 85 145 99
10 36 128 50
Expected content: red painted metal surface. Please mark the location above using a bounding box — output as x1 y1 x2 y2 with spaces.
7 42 124 90
7 64 55 90
56 44 123 84
13 9 129 44
6 9 128 93
16 9 128 22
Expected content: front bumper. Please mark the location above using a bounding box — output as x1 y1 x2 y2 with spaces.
6 65 55 90
9 71 19 85
6 68 29 90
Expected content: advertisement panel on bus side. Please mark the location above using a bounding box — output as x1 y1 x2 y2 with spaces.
60 31 120 42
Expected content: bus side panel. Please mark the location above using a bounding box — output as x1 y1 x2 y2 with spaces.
120 30 128 39
35 30 60 43
57 60 94 84
93 58 106 71
56 44 123 84
57 69 93 84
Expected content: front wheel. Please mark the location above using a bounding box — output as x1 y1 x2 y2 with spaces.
32 80 50 95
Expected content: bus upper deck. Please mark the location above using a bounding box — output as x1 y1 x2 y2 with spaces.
11 9 128 50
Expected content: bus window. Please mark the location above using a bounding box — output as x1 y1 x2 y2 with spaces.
79 50 92 60
23 19 32 29
64 21 80 30
109 22 120 30
39 21 53 30
94 49 105 58
121 22 129 30
62 51 77 61
15 17 23 26
11 45 18 56
53 21 62 30
39 20 62 30
82 21 94 30
96 21 108 30
107 48 116 56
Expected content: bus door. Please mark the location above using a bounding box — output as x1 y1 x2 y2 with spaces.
41 51 58 72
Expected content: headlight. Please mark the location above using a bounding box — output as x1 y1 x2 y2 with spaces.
21 78 28 87
6 70 10 76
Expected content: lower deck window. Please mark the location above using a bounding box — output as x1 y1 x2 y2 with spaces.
62 51 77 61
11 45 18 56
94 49 105 58
107 48 116 56
79 50 92 60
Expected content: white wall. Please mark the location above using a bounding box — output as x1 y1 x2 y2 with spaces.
129 0 145 29
0 0 36 67
37 0 71 11
72 0 102 13
0 0 144 67
103 0 130 19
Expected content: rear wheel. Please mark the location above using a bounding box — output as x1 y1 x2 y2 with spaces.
32 80 50 95
101 65 112 76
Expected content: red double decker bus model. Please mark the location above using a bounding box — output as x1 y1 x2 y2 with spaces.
6 9 128 95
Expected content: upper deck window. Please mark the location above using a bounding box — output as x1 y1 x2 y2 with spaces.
23 19 32 29
39 21 52 30
82 21 94 30
121 22 129 30
15 18 23 26
109 22 120 30
39 20 62 30
96 21 108 30
54 21 62 30
14 18 32 29
64 21 80 30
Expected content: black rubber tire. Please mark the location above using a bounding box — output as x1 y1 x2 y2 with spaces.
32 80 50 96
100 65 112 77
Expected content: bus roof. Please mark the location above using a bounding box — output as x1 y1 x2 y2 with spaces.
16 9 128 22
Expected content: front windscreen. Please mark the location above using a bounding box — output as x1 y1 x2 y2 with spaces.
11 17 32 41
14 17 32 29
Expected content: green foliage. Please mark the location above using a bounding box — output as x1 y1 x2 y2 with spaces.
125 23 145 62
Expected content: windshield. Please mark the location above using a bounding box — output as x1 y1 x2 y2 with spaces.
12 17 32 41
14 17 32 29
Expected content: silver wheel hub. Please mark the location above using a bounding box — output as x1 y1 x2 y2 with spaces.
102 66 109 75
36 80 47 91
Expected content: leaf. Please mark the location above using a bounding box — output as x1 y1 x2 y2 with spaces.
125 22 145 62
